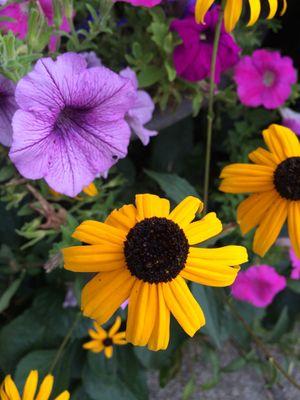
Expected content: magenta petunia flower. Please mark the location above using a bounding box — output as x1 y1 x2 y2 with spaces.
280 108 300 136
0 75 17 147
0 1 71 51
9 53 136 197
120 67 157 145
234 50 297 110
290 248 300 280
231 265 286 308
171 6 240 83
116 0 162 7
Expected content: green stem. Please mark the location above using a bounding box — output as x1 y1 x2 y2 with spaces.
203 7 224 215
49 312 81 374
227 299 300 390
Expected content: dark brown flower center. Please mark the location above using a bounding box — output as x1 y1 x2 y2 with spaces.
274 157 300 200
102 337 113 347
124 217 189 284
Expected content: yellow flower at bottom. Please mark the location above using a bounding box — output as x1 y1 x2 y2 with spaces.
220 124 300 258
83 316 127 359
0 370 69 400
63 194 248 351
195 0 287 32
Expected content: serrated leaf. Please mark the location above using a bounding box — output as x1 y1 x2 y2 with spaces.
137 66 164 88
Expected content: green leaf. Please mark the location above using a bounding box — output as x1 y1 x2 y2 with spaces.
221 356 247 373
137 66 164 88
191 285 222 349
144 170 199 203
0 270 25 313
182 376 196 400
267 307 290 343
287 278 300 294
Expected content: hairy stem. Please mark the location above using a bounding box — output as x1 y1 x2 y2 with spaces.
203 8 224 214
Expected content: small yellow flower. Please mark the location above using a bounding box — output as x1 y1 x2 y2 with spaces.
50 182 98 198
220 124 300 258
83 316 127 359
0 370 69 400
195 0 287 32
63 194 248 351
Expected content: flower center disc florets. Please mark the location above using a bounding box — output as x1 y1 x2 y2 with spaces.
102 337 113 347
124 217 189 283
274 157 300 200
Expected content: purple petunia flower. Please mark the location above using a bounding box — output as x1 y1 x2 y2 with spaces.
280 108 300 136
63 284 78 308
120 67 157 145
9 53 136 197
290 248 300 280
234 50 297 110
116 0 162 6
171 6 240 83
231 265 286 308
81 51 103 68
0 75 17 147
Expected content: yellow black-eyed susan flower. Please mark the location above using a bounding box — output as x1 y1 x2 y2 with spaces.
0 370 69 400
195 0 287 32
83 316 127 359
63 194 248 351
220 124 300 258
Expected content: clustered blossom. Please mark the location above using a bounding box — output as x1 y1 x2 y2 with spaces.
234 49 297 110
231 265 287 308
171 6 240 83
0 0 71 51
0 75 17 147
9 53 137 197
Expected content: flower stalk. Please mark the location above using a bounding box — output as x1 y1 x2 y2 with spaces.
203 6 224 214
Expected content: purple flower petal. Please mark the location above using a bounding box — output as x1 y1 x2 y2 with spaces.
0 75 17 146
10 53 136 197
231 265 286 308
280 108 300 136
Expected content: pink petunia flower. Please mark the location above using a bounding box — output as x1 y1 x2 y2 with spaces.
234 49 297 110
290 248 300 280
9 53 136 197
0 75 17 146
280 108 300 136
120 67 157 145
231 265 286 308
171 6 240 83
116 0 162 7
0 0 71 51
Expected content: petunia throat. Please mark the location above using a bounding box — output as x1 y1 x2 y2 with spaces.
124 217 189 283
274 157 300 200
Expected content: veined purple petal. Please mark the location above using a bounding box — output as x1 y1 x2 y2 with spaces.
0 75 17 147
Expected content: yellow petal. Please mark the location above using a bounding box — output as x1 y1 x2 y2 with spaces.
63 243 124 272
220 164 274 178
280 0 287 15
248 147 278 167
183 212 222 245
182 246 247 287
194 0 215 24
72 220 126 245
3 376 21 400
108 316 122 337
162 276 205 337
219 178 274 193
54 391 70 400
247 0 261 26
263 124 300 164
148 283 170 351
104 346 114 359
112 332 127 345
82 269 136 324
35 375 54 400
237 190 277 235
253 196 288 257
288 202 300 258
22 370 38 400
168 196 203 228
105 204 137 232
92 321 107 338
224 0 243 32
83 182 98 197
135 194 170 221
126 281 157 346
267 0 278 19
83 340 104 353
